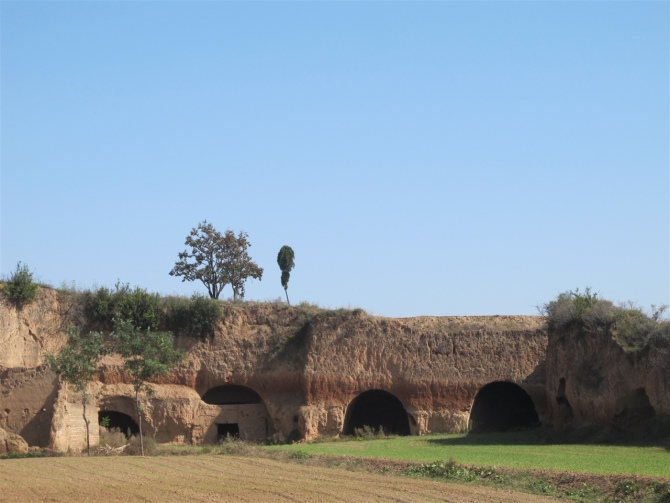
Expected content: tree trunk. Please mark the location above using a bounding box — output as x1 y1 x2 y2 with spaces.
284 288 290 306
82 391 90 456
135 388 144 456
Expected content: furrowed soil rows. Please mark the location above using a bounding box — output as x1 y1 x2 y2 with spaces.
0 455 560 502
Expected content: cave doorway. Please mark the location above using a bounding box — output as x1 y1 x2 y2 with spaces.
200 384 271 442
98 410 139 438
343 390 411 436
469 382 540 433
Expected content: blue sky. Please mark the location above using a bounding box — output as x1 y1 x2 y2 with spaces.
1 1 668 317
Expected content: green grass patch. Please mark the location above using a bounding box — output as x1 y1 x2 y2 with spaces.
268 432 670 478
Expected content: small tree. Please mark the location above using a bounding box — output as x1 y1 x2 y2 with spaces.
2 261 39 309
276 245 295 306
169 221 263 300
112 318 184 456
225 230 264 300
44 327 105 456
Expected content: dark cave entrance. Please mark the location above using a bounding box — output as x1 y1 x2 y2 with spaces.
343 390 411 436
217 423 240 440
201 385 262 405
98 410 139 438
469 381 540 433
614 388 656 429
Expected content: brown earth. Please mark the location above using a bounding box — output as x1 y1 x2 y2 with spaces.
0 455 560 503
1 288 549 451
0 427 28 455
2 287 668 453
545 326 670 428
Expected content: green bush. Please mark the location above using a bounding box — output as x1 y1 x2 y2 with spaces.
67 282 221 339
1 262 39 309
615 304 670 349
161 293 221 338
82 282 160 331
403 460 498 483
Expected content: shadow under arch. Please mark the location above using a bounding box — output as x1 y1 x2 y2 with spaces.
200 384 273 442
469 381 540 433
343 389 411 436
201 384 262 405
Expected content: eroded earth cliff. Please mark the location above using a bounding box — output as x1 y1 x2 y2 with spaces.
1 286 666 452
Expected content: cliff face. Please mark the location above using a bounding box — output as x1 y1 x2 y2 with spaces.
0 289 64 446
1 289 551 450
0 288 65 369
544 327 670 429
300 313 547 437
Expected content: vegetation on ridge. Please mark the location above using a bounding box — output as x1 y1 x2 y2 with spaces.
542 288 670 350
1 261 39 309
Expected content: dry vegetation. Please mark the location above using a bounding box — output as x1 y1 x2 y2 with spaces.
0 455 561 503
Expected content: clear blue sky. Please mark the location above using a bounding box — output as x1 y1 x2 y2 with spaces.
1 1 668 317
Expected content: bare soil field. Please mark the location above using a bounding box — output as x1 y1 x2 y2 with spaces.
0 455 560 502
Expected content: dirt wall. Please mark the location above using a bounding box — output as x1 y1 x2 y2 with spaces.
545 327 670 429
1 291 552 450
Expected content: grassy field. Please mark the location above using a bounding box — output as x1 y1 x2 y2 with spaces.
269 432 670 478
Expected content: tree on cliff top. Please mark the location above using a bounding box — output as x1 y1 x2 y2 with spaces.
44 327 106 456
1 261 38 309
112 318 184 456
277 245 295 306
169 221 263 300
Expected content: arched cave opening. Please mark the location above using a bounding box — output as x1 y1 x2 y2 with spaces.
201 385 262 405
614 388 655 429
98 410 139 438
201 384 273 442
469 381 540 433
343 390 411 436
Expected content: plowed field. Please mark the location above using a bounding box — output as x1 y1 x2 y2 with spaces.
0 455 559 502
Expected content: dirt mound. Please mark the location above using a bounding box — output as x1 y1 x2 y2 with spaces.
0 426 28 455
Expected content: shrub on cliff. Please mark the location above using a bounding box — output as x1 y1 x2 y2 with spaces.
543 288 616 332
82 282 161 331
161 293 221 338
542 289 670 349
1 262 39 309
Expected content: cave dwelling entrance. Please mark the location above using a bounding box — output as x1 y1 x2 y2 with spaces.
343 389 411 436
201 384 271 442
98 410 139 438
469 381 540 433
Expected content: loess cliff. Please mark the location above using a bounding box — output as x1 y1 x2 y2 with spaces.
1 286 667 452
